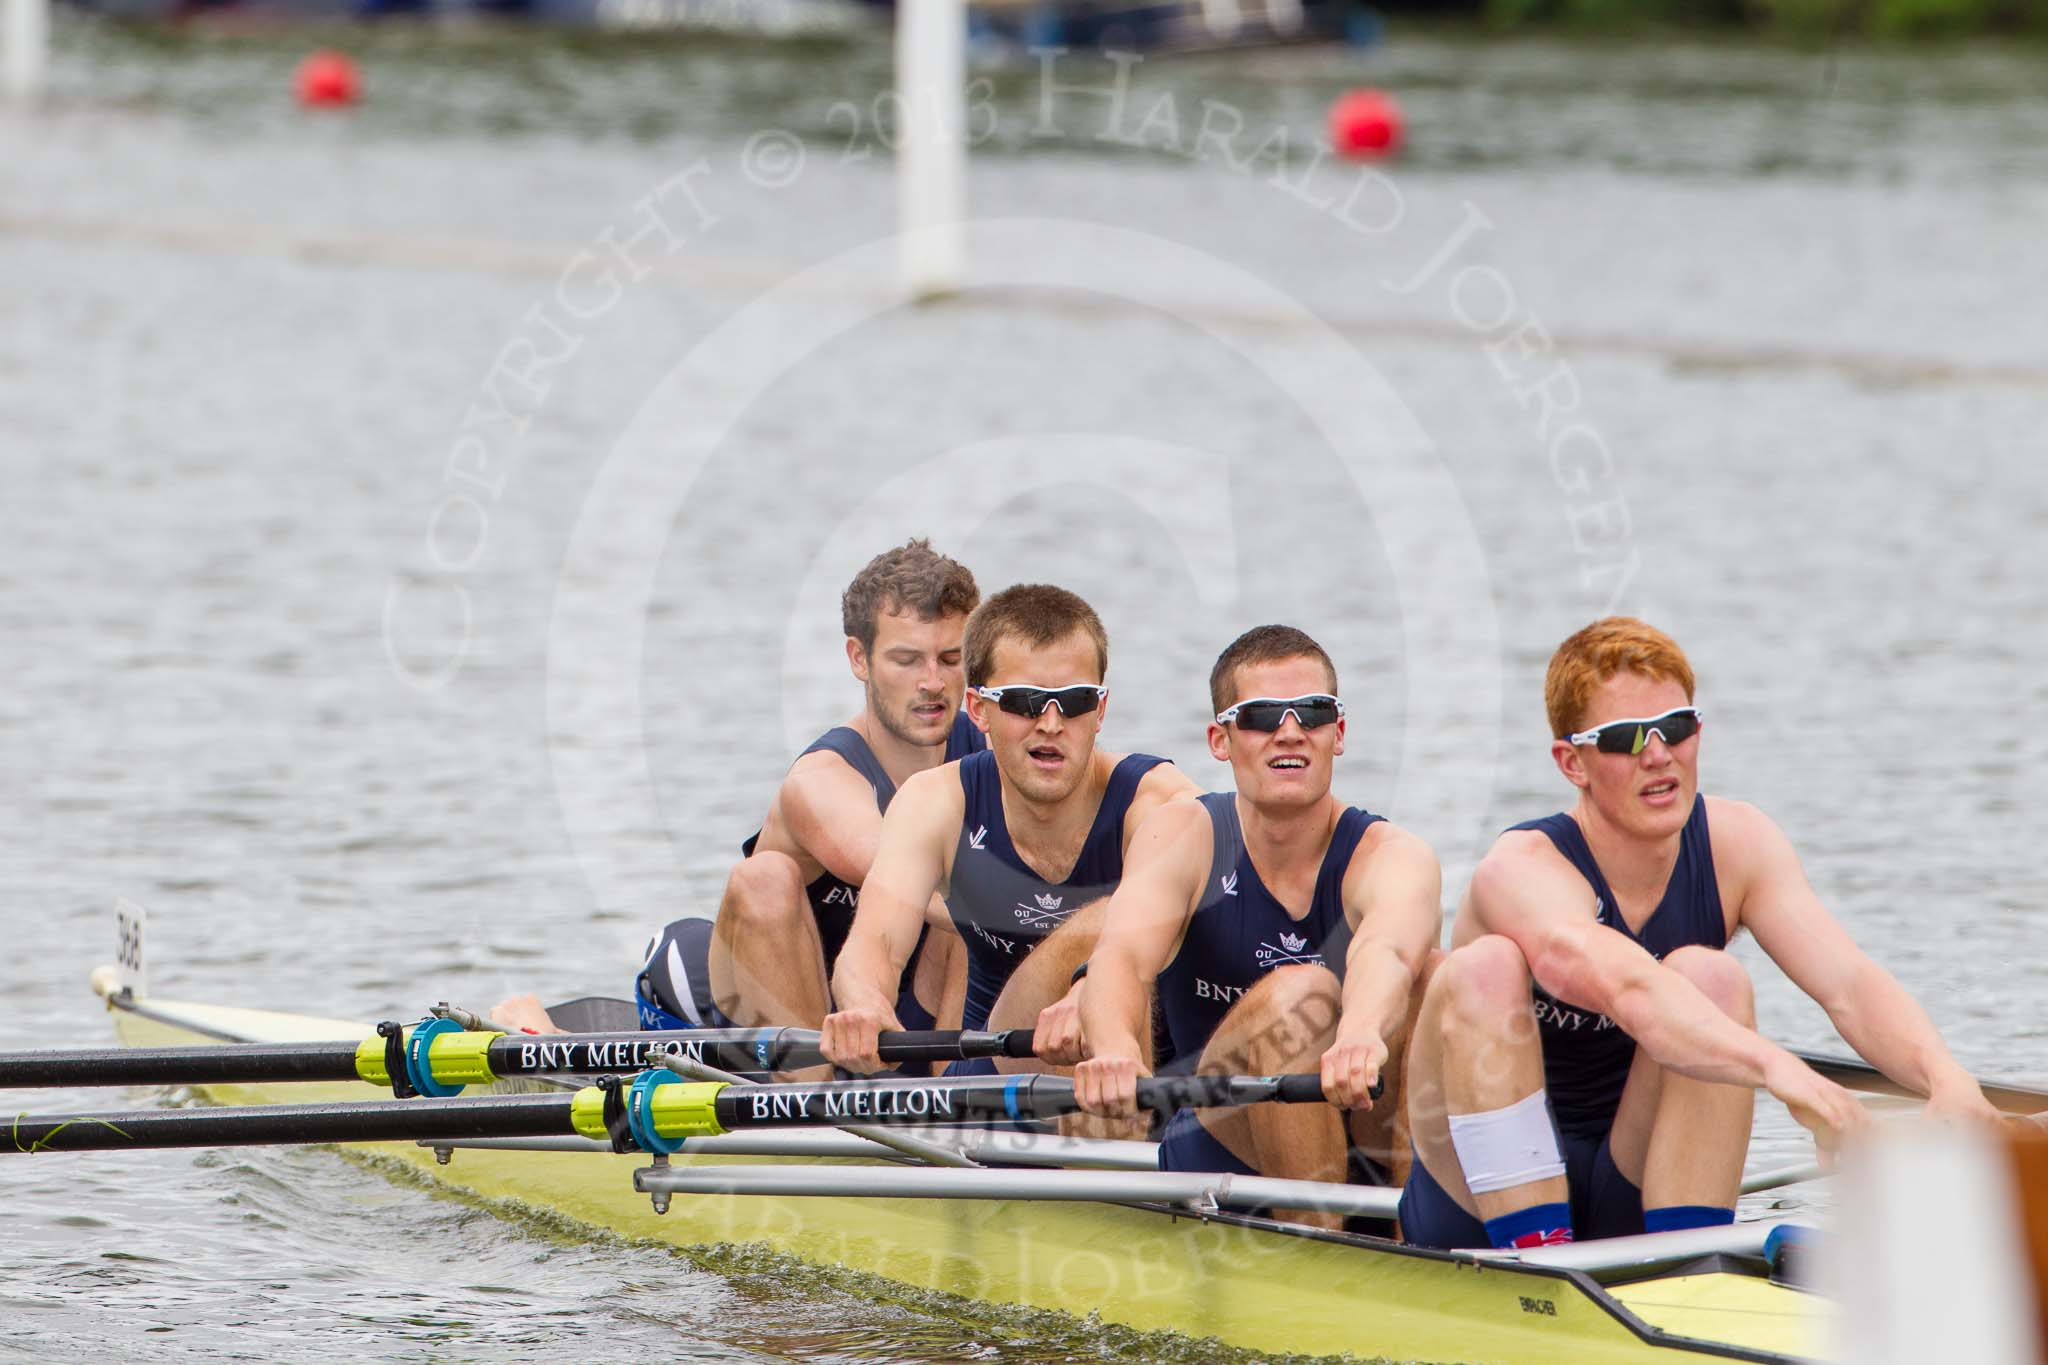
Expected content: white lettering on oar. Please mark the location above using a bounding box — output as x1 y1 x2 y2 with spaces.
820 1086 957 1120
747 1089 817 1122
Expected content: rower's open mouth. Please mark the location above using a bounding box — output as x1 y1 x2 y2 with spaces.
1269 756 1308 770
1027 745 1064 764
1642 779 1679 799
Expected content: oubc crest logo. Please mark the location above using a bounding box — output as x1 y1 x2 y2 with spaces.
1255 933 1324 969
1014 890 1069 929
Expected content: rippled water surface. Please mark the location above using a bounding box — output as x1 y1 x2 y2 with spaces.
3 14 2046 1360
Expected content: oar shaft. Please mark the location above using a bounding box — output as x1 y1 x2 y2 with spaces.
696 1072 1327 1134
7 1094 573 1154
0 1027 1033 1091
7 1072 1330 1154
0 1042 365 1088
1791 1049 2048 1116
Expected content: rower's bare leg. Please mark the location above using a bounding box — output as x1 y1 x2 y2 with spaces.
1405 935 1564 1222
913 920 968 1031
985 897 1108 1074
709 852 833 1081
985 900 1149 1138
1347 949 1439 1191
1189 964 1346 1230
487 994 562 1034
1607 946 1754 1211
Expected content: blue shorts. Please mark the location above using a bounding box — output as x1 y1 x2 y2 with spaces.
1158 1107 1255 1176
941 1055 999 1078
637 914 937 1039
1397 1129 1643 1250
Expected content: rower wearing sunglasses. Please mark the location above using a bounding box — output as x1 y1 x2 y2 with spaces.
1397 616 1997 1252
822 584 1199 1085
1073 626 1441 1229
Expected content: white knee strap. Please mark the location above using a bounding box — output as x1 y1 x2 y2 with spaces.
1446 1090 1566 1195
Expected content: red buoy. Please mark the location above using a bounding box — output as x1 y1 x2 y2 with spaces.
1328 88 1404 160
295 50 361 109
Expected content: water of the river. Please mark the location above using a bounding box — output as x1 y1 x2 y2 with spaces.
2 14 2045 1361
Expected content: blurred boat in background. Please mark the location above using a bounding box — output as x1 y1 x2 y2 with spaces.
58 0 1372 51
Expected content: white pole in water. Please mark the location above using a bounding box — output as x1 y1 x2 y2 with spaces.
2 0 48 105
895 0 966 300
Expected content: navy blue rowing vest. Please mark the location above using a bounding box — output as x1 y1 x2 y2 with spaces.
947 749 1169 1030
741 712 985 973
1156 793 1381 1060
1516 796 1726 1139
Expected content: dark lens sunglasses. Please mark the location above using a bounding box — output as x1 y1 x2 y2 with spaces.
1566 706 1703 755
974 684 1107 719
1214 694 1345 732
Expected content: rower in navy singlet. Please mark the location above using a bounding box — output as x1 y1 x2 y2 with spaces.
1076 627 1442 1227
948 747 1168 1031
1400 617 1990 1254
1516 799 1725 1142
822 583 1201 1090
1154 792 1381 1062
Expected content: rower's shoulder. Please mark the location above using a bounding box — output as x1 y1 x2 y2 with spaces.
780 744 879 809
893 760 969 815
1124 752 1201 801
1698 793 1797 882
1355 816 1435 865
1466 827 1581 916
1130 789 1214 842
1699 792 1772 835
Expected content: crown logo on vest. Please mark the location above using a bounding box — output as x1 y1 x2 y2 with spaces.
1279 931 1308 954
1220 872 1238 897
1034 891 1063 912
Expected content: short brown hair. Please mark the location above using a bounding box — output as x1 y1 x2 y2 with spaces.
963 584 1109 688
1209 625 1339 713
1544 617 1696 739
841 539 979 656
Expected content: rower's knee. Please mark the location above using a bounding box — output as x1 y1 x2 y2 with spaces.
720 852 805 930
1436 935 1534 1034
1253 962 1341 1033
1215 964 1339 1072
1664 946 1753 1026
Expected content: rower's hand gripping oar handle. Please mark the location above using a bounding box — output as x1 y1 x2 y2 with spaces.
1132 1072 1356 1114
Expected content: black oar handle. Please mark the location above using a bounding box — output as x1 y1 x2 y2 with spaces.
1134 1073 1331 1112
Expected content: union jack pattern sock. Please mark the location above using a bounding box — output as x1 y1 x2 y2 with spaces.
1482 1201 1575 1250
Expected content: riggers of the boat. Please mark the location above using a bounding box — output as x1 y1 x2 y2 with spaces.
93 982 1830 1364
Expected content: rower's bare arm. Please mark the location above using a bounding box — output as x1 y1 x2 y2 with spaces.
1470 837 1867 1151
1326 825 1441 1108
777 753 889 887
1117 762 1204 855
1724 799 1994 1120
823 767 959 1072
1075 801 1211 1118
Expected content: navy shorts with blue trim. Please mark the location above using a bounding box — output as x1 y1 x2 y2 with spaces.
1397 1129 1643 1250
